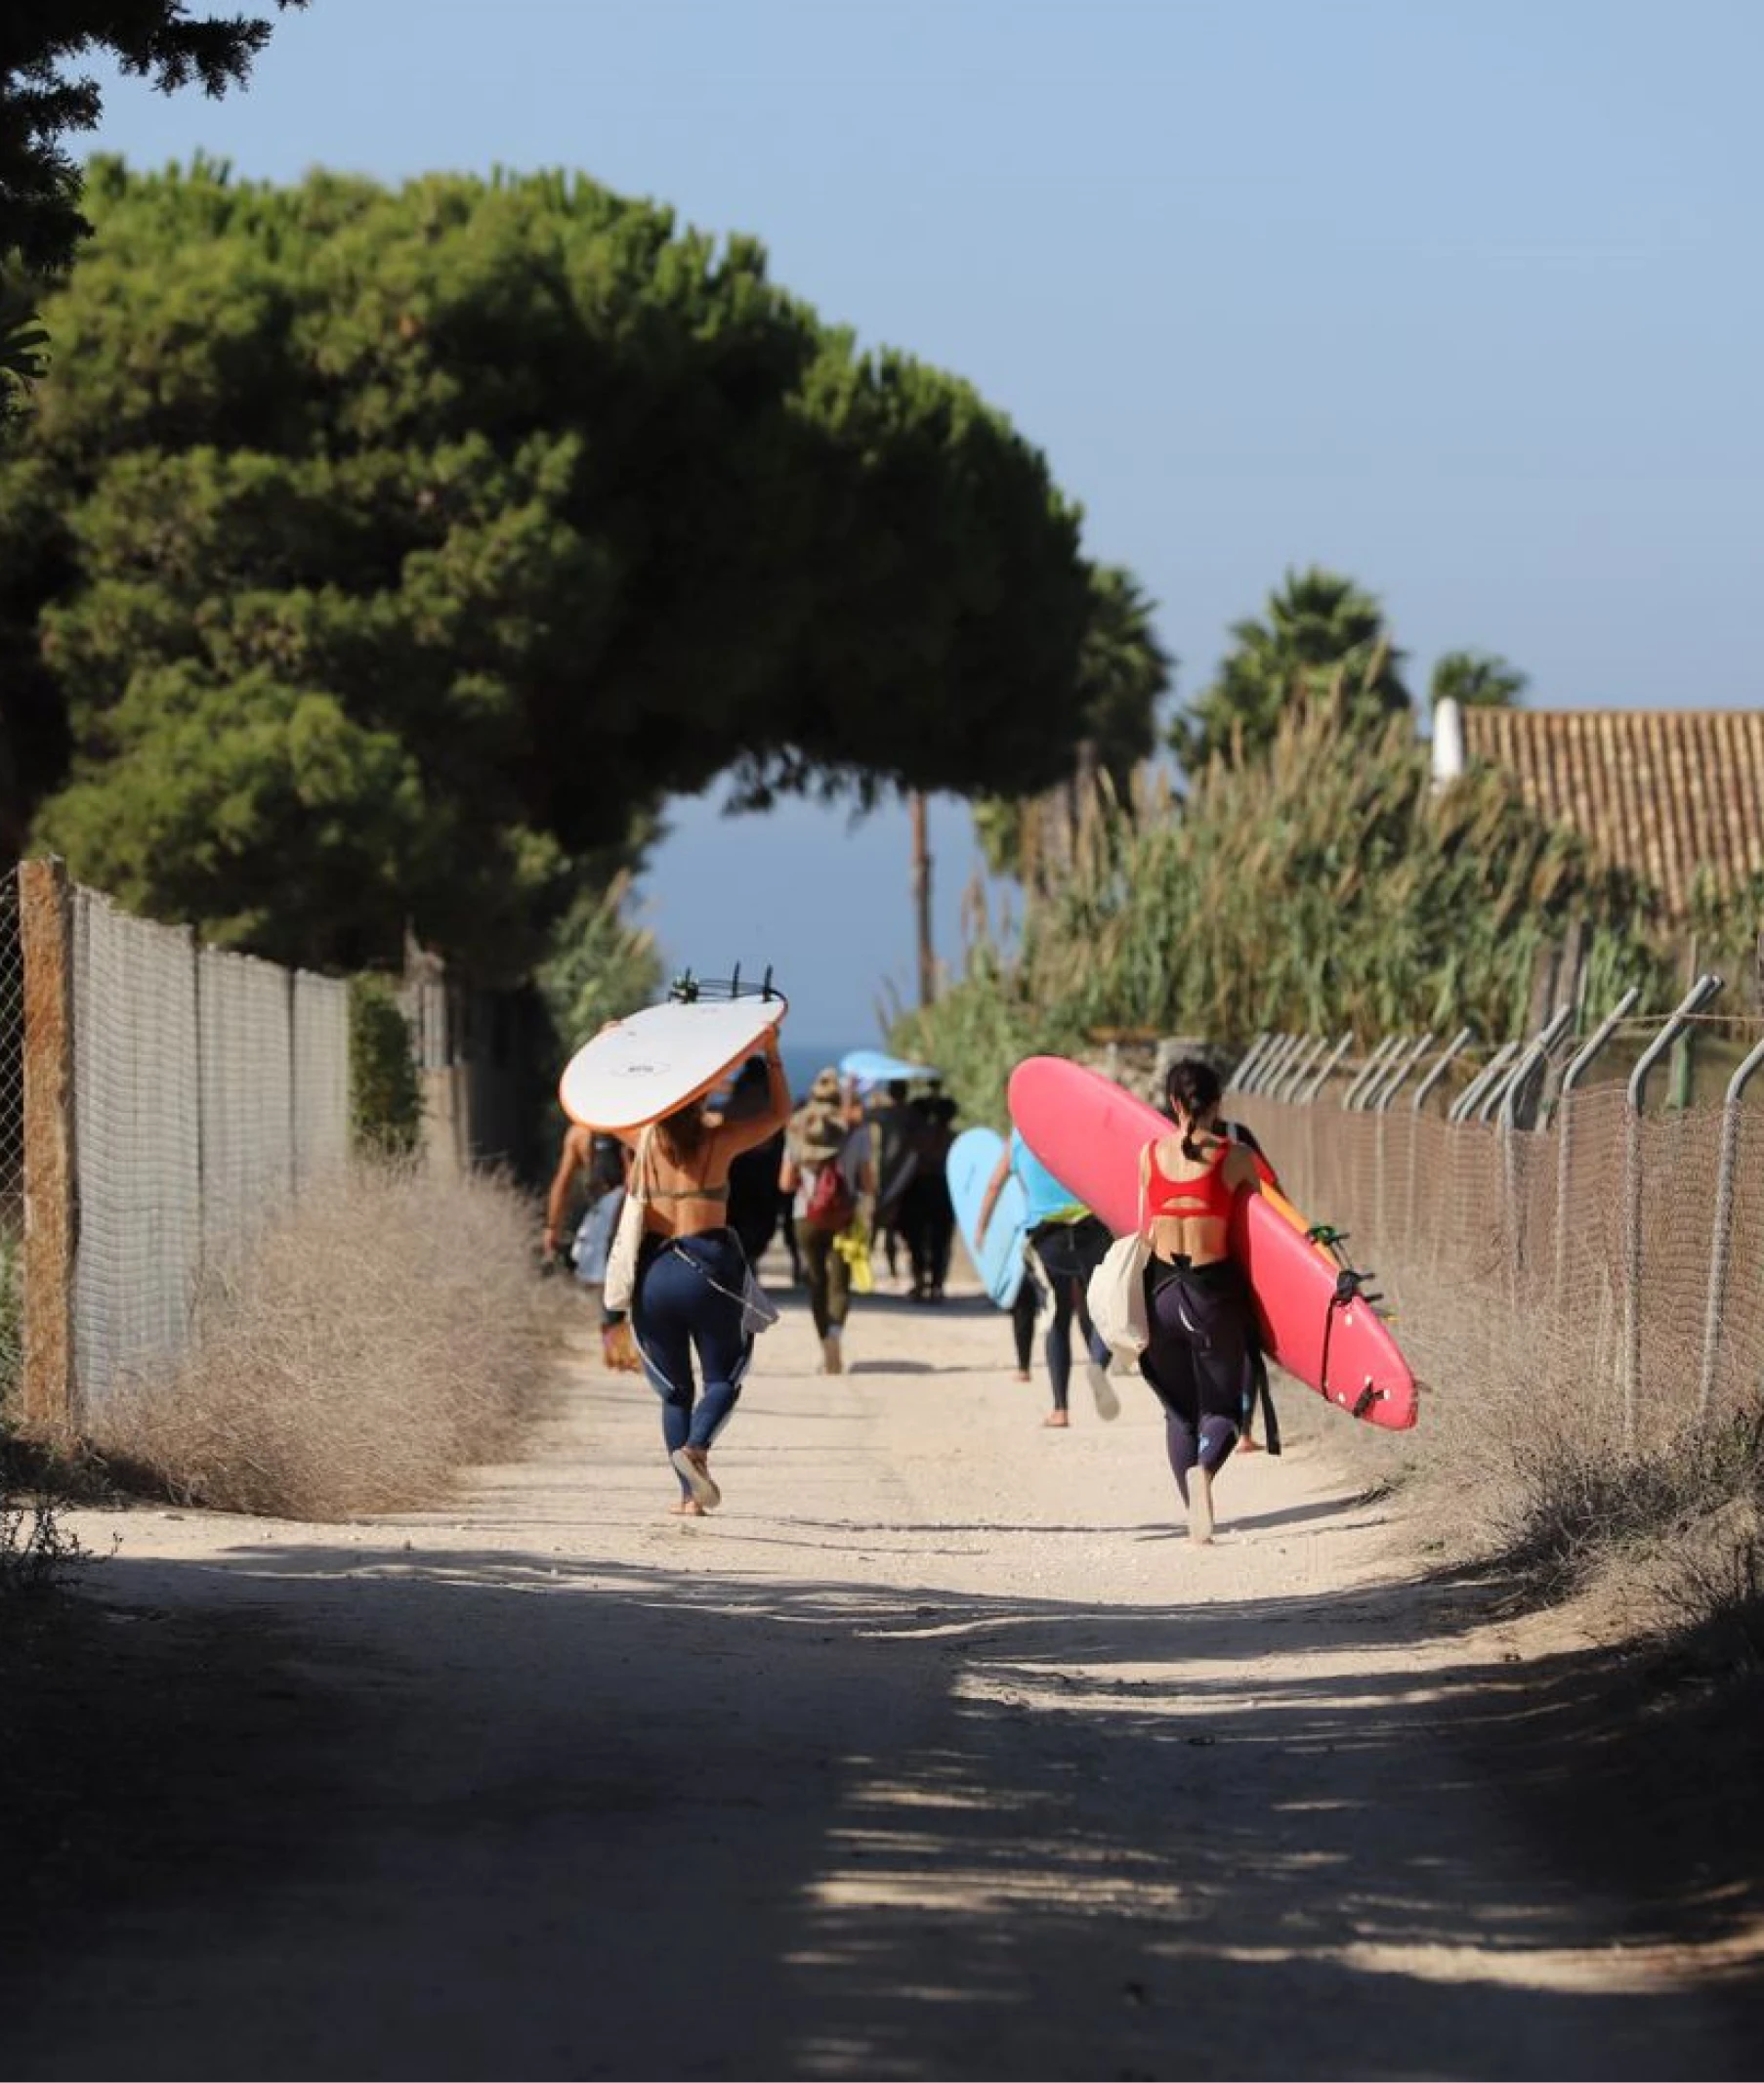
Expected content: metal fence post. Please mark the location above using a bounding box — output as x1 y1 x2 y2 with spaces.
1277 1035 1326 1103
1228 1031 1274 1093
1343 1036 1401 1111
1301 1030 1356 1104
1550 986 1640 1309
1411 1028 1474 1116
1374 1032 1435 1111
1697 1028 1764 1417
1491 1009 1573 1296
1496 1004 1576 1131
1248 1034 1298 1096
1449 1039 1519 1124
1621 973 1724 1443
1407 1028 1474 1258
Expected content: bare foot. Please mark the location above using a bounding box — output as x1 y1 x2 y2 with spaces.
1238 1435 1262 1455
669 1498 706 1517
1015 1369 1032 1382
1043 1411 1070 1428
670 1446 722 1510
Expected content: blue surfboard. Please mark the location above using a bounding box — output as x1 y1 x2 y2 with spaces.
945 1126 1029 1310
840 1046 939 1085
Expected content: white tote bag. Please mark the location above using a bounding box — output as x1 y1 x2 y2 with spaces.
602 1128 651 1314
1086 1156 1152 1366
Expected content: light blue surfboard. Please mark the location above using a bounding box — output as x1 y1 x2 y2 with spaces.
945 1126 1029 1310
840 1046 940 1085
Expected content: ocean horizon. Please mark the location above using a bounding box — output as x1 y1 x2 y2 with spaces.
779 1040 859 1100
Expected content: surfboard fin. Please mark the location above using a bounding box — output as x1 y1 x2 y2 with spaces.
668 964 784 1003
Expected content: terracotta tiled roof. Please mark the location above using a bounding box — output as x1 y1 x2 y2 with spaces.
1459 706 1764 917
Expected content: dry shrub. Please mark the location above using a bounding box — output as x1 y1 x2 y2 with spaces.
95 1162 561 1521
1412 1383 1764 1659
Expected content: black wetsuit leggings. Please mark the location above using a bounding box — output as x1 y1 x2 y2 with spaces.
1140 1255 1251 1505
1029 1217 1112 1413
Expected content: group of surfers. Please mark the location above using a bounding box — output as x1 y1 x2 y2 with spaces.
544 1037 1275 1545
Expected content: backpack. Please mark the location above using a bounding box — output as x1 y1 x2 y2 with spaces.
802 1157 856 1234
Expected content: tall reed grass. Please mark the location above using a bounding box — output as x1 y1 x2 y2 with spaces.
897 702 1672 1123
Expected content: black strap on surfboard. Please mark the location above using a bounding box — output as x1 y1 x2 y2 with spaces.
1245 1343 1281 1455
1315 1255 1392 1421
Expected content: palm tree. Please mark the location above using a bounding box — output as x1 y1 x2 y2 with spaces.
1429 649 1527 710
1075 565 1175 791
969 564 1172 887
0 278 50 437
1169 566 1410 775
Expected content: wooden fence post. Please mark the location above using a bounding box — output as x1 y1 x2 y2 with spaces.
19 858 76 1432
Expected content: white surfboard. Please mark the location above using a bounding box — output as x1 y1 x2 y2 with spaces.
559 996 787 1133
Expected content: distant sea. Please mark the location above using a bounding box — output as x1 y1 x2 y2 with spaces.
779 1041 855 1102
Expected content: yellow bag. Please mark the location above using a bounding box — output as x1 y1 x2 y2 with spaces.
833 1213 874 1295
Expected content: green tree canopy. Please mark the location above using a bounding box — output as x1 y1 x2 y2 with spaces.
1429 648 1528 709
1169 565 1410 775
4 159 1123 975
0 2 300 275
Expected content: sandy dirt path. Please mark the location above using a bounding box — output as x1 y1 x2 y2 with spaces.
6 1262 1761 2080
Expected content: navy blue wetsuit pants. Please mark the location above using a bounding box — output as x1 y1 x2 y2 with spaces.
632 1229 753 1496
1029 1216 1113 1413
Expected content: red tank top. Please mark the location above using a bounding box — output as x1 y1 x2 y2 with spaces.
1147 1139 1236 1223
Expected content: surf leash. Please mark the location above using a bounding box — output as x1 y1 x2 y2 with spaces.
1315 1253 1395 1422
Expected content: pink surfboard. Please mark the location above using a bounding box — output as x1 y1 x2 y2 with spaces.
1007 1056 1417 1430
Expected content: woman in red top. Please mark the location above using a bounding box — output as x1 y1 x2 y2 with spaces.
1139 1057 1264 1544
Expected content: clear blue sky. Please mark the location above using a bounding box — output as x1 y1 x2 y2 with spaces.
83 0 1764 1042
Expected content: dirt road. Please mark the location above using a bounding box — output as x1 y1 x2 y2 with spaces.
6 1266 1761 2079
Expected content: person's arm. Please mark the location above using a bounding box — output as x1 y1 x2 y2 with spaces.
1223 1144 1262 1198
542 1127 588 1257
717 1033 792 1158
1226 1117 1281 1190
975 1142 1013 1243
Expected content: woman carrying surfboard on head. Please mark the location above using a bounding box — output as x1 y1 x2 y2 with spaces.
617 1027 793 1516
1141 1057 1265 1545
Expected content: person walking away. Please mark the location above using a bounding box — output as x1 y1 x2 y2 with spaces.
615 1030 792 1515
900 1093 957 1301
781 1069 874 1374
977 1128 1120 1427
543 1123 641 1370
1008 1262 1042 1382
1219 1114 1282 1454
1140 1057 1264 1543
722 1055 790 1275
865 1077 914 1286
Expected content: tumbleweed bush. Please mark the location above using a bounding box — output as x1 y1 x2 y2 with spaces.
94 1162 559 1520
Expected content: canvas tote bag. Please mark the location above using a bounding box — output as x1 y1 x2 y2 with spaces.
1086 1150 1152 1365
602 1127 652 1314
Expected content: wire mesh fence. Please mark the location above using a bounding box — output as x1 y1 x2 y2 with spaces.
3 863 356 1427
1231 1018 1764 1454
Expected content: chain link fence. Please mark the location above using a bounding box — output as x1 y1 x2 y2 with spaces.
4 863 355 1428
1230 1011 1764 1456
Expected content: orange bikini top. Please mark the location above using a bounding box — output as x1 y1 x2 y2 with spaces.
1146 1139 1237 1224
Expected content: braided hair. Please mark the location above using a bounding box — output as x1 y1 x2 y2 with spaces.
1163 1057 1223 1164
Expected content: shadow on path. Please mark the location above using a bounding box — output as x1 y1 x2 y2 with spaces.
3 1534 1761 2080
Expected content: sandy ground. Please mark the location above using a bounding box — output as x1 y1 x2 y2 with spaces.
4 1255 1764 2081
